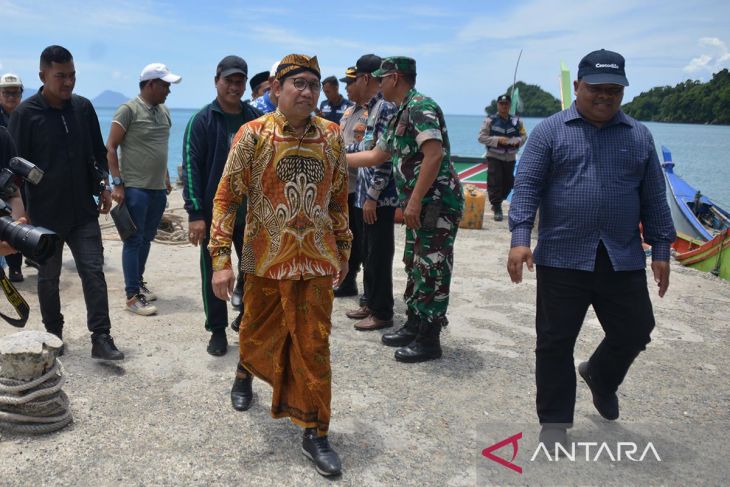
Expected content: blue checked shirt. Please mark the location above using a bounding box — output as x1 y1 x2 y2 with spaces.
509 103 676 271
347 92 399 208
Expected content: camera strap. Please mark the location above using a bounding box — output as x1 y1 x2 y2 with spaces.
0 268 29 328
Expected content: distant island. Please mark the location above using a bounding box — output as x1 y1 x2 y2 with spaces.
622 69 730 125
483 81 562 117
92 90 130 108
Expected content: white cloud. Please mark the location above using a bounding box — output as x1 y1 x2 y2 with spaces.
684 37 730 74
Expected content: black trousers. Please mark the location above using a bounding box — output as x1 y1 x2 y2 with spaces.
38 219 111 337
362 206 395 320
535 244 655 424
200 219 244 332
345 192 363 283
6 252 22 272
486 157 516 206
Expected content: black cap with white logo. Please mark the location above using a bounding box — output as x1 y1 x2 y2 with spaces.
577 49 629 86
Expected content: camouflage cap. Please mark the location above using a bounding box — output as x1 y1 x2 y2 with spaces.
372 56 416 77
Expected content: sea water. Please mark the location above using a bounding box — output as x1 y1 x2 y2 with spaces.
94 109 730 210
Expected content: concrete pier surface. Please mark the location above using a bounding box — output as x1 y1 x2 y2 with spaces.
1 190 728 486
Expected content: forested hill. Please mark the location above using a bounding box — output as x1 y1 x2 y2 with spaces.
484 81 562 117
622 69 730 124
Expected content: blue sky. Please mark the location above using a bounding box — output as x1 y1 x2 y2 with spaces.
1 0 729 114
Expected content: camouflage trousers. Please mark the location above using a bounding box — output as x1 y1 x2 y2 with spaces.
403 213 459 328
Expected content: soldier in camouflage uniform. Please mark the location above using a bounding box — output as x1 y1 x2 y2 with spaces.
347 56 463 363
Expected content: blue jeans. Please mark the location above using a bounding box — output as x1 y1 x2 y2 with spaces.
122 187 167 297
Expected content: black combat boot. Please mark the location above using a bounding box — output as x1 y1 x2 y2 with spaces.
394 322 442 363
302 428 342 476
382 316 419 347
493 204 504 221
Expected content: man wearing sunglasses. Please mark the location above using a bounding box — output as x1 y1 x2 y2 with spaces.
209 54 351 477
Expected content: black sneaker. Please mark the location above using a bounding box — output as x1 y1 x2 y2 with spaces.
302 428 342 477
207 330 228 356
91 334 125 361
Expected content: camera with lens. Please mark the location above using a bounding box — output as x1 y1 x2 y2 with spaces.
0 157 61 327
0 157 61 265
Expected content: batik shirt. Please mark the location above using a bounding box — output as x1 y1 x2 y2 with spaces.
377 88 463 216
209 110 352 279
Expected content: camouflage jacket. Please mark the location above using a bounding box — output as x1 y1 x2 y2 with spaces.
377 88 463 216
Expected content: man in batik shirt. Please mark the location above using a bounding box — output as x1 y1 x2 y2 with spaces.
348 56 463 364
209 54 351 478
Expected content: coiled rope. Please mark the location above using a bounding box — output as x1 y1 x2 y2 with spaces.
0 360 72 434
100 208 189 245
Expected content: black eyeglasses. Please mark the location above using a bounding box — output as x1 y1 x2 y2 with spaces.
0 90 22 98
289 78 321 92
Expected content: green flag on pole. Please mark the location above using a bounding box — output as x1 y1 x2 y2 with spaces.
560 61 572 110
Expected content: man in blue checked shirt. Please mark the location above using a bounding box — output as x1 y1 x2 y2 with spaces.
507 49 676 447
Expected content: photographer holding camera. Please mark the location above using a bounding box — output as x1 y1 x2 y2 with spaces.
0 127 26 249
7 45 124 360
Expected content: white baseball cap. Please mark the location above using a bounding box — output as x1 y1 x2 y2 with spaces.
0 73 23 88
139 63 182 83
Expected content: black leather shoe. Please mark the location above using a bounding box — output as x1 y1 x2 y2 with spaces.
231 274 244 311
230 312 242 333
382 318 419 347
333 279 357 298
91 334 125 361
395 323 442 363
207 330 228 356
539 425 568 453
231 374 253 411
578 361 619 420
302 428 342 477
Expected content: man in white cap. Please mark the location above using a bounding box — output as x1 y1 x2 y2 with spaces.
0 73 24 127
105 63 181 316
0 72 27 282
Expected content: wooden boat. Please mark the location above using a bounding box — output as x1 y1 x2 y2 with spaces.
674 228 730 280
451 155 487 190
661 146 730 242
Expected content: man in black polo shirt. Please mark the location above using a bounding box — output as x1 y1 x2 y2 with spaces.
8 45 123 360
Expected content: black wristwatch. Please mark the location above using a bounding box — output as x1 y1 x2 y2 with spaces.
112 176 124 186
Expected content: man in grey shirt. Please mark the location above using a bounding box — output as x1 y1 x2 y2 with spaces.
106 63 180 316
